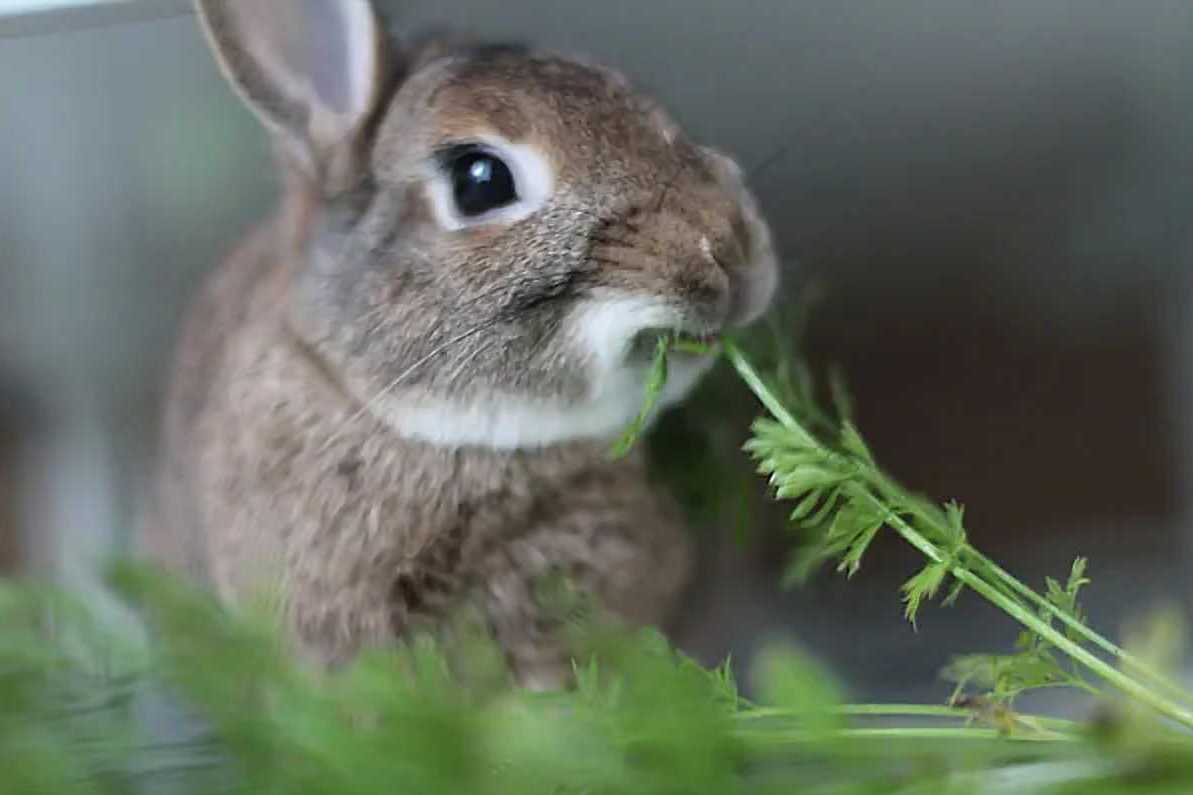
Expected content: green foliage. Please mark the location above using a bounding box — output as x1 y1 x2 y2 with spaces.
943 559 1097 706
724 332 1193 730
610 335 673 459
1 563 1099 795
6 309 1193 793
13 564 1193 793
733 357 969 618
632 298 826 530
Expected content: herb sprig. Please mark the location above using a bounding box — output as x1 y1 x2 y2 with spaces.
610 335 672 459
722 338 1193 728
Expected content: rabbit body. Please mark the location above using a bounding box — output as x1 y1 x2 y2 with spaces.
145 0 777 686
148 215 690 687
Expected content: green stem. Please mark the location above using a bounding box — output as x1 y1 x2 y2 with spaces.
867 464 1192 707
969 549 1193 706
998 679 1103 700
724 342 814 445
725 340 1193 731
872 498 1193 730
837 704 984 720
855 415 1186 705
868 450 1192 707
738 704 1081 732
735 727 1073 744
739 704 966 721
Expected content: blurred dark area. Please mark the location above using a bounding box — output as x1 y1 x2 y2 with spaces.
1 0 1191 702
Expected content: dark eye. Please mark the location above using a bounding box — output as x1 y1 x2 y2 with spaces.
450 150 517 217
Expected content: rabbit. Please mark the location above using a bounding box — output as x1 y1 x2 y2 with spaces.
141 0 778 689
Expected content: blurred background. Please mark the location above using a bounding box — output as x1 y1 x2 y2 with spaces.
1 0 1191 705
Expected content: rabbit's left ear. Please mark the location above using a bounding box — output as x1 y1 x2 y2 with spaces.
196 0 387 183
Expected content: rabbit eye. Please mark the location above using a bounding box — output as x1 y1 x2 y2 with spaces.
450 151 518 217
429 139 552 230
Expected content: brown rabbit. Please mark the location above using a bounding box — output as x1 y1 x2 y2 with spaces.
143 0 778 688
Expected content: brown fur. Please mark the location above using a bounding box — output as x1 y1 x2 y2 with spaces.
148 210 690 685
144 0 776 687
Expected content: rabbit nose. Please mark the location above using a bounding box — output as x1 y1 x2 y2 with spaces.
669 245 731 323
701 229 747 275
700 221 754 325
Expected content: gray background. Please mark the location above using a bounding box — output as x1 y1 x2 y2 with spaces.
2 0 1191 703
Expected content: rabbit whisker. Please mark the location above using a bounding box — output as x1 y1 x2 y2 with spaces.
445 337 501 388
590 234 636 250
747 141 793 184
317 318 501 453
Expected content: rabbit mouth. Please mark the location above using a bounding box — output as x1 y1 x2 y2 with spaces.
630 328 721 360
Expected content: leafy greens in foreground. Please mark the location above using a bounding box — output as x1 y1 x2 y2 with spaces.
5 316 1193 794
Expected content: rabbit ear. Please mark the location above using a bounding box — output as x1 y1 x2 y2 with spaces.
196 0 386 181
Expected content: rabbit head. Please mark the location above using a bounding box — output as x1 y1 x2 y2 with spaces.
198 0 779 449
